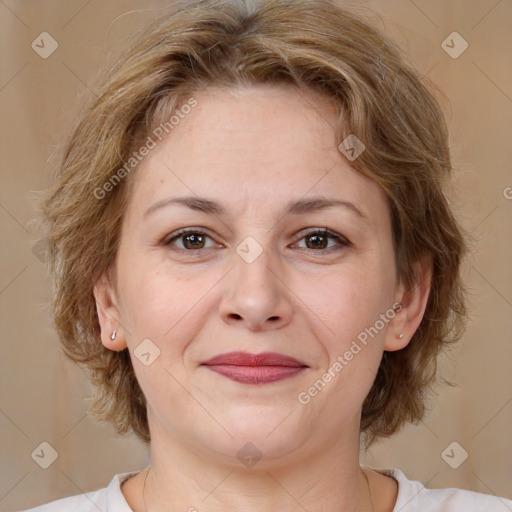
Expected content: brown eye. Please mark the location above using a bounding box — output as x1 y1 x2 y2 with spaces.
305 233 329 249
295 229 350 251
181 232 206 250
164 229 217 251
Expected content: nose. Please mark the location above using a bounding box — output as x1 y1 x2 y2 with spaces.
219 246 293 332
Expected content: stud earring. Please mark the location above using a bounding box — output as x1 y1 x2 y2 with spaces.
398 333 404 339
110 330 117 340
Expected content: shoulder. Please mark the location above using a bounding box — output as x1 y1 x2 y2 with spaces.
17 471 139 512
20 488 106 512
376 467 512 512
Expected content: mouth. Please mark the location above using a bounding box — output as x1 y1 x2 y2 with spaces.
201 351 308 385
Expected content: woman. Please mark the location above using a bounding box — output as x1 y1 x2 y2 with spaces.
23 0 512 510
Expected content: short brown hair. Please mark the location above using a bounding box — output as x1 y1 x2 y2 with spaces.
40 0 467 448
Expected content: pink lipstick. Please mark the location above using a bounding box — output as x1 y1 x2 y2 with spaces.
201 351 308 384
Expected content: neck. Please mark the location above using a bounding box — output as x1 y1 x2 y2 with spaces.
138 417 374 512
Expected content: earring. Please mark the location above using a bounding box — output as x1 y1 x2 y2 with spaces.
398 333 404 339
110 330 117 340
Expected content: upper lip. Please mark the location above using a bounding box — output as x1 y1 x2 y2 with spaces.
201 351 307 367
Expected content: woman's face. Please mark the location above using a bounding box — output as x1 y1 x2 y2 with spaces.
96 84 408 465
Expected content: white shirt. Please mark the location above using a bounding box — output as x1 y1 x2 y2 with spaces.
20 468 512 511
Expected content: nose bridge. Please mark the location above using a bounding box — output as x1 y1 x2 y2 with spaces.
219 234 293 330
234 238 280 302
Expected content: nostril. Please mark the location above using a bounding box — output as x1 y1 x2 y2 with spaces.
228 313 242 320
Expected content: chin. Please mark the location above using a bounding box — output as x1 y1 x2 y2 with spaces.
194 407 310 465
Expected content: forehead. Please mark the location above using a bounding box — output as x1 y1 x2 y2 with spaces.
125 84 387 223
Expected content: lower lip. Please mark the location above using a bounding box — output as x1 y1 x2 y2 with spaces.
203 365 307 384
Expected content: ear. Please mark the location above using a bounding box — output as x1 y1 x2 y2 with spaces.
93 271 127 352
384 253 433 351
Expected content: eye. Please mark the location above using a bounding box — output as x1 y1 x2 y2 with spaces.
163 229 220 251
162 227 350 254
293 228 350 251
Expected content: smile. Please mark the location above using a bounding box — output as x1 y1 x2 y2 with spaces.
201 351 308 385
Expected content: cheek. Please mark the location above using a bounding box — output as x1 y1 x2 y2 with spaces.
303 268 392 408
135 278 188 336
120 268 206 398
118 259 219 351
305 254 395 358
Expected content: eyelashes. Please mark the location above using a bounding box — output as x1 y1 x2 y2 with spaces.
292 228 351 251
162 227 351 254
163 229 220 251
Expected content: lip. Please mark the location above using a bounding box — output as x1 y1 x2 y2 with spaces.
201 351 308 385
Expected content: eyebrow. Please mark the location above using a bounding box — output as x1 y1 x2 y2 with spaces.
143 195 366 220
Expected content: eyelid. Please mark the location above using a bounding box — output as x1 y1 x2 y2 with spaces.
162 227 351 253
162 227 222 248
295 227 348 239
292 227 351 248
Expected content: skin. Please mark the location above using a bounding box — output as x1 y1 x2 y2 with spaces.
94 84 432 512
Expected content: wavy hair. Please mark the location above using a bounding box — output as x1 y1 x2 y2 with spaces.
39 0 468 448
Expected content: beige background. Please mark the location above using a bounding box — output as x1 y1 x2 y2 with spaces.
0 0 511 509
